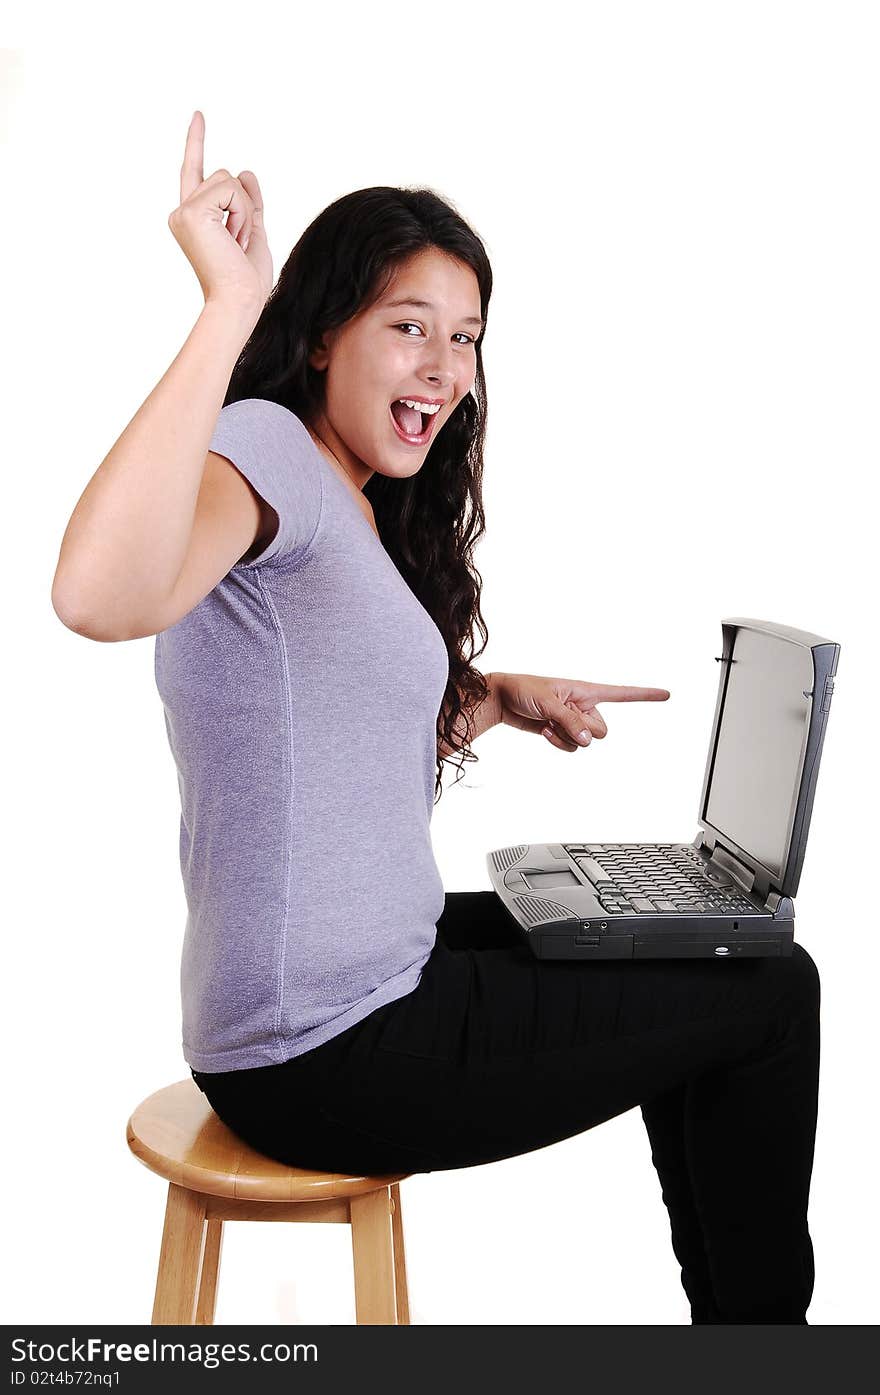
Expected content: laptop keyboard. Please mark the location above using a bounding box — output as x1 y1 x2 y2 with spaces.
562 843 764 916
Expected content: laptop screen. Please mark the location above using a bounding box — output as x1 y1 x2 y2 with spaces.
702 627 814 882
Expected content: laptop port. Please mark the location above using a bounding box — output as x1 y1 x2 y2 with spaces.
575 921 601 947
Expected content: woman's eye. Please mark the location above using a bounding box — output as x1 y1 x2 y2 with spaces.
395 322 476 345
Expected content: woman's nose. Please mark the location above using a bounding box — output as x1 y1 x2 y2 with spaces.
422 343 458 385
424 362 456 389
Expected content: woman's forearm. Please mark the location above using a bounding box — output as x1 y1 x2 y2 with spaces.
438 670 502 756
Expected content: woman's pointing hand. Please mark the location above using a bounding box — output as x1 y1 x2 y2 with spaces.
167 110 274 313
492 673 671 752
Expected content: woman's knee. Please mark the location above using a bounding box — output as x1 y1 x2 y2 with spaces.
789 941 820 1008
758 941 820 1022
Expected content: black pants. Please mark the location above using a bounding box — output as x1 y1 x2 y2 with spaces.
191 890 821 1324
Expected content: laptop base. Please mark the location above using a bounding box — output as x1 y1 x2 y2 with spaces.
535 924 794 960
487 840 795 960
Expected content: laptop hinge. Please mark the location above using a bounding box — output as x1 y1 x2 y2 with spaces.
766 891 795 918
707 844 756 893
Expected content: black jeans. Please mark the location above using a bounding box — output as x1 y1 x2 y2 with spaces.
191 890 821 1324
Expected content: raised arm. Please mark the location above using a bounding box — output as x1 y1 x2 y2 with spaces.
51 112 272 640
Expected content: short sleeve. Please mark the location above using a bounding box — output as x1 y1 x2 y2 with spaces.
208 398 324 570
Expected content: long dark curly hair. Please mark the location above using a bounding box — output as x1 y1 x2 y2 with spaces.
223 185 494 803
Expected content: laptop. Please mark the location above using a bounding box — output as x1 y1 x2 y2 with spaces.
487 618 839 960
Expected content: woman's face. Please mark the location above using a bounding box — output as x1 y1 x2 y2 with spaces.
307 247 483 488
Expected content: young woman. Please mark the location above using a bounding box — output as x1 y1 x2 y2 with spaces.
52 112 820 1324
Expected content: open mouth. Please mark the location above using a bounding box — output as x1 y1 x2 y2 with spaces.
389 398 441 446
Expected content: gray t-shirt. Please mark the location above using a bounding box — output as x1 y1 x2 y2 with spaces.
154 398 449 1072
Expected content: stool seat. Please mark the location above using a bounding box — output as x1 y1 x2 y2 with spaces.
126 1079 412 1325
126 1079 408 1202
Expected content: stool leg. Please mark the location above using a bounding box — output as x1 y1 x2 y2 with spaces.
152 1184 207 1324
390 1183 410 1325
350 1186 397 1324
195 1218 224 1325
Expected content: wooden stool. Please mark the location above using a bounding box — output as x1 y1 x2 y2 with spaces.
126 1079 411 1325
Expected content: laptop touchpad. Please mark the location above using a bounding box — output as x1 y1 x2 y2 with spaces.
521 870 581 890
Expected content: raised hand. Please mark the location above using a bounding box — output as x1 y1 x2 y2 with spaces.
167 110 274 313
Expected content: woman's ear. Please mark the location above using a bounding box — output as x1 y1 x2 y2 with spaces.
308 328 335 372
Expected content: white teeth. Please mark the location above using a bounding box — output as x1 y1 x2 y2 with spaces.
397 398 441 415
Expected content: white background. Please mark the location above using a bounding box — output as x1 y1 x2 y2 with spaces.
3 0 878 1326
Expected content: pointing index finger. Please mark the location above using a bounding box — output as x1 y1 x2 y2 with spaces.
180 109 205 204
590 685 671 702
